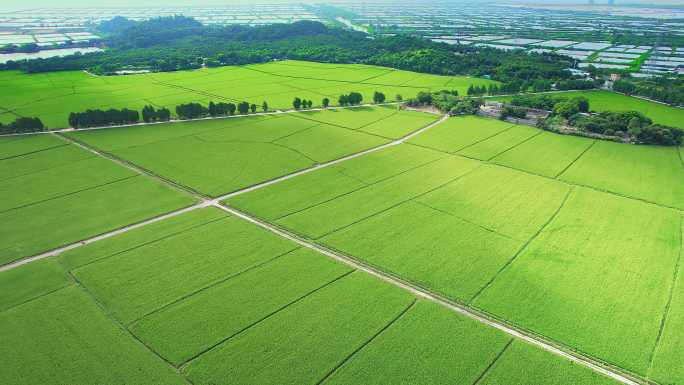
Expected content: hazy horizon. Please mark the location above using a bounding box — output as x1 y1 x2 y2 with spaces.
3 0 683 10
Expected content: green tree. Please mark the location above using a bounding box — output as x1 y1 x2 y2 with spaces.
262 101 268 112
322 97 330 108
373 91 386 104
238 101 250 114
293 97 302 110
250 103 257 113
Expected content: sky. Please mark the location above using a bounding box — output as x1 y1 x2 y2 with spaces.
4 0 682 9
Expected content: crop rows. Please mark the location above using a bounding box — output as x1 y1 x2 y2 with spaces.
1 206 622 385
2 96 683 384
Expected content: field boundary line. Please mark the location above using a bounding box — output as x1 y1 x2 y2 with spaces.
316 299 418 385
407 141 684 214
307 165 484 240
68 272 194 385
471 338 514 385
273 156 449 223
0 283 73 314
214 203 642 385
0 142 69 161
178 269 356 369
0 203 206 273
0 174 139 215
56 133 208 200
647 215 684 376
126 247 300 328
288 110 399 142
413 200 522 242
69 215 231 272
453 123 517 154
485 130 544 161
469 187 574 303
554 139 597 179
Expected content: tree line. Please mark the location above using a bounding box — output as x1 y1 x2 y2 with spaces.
406 90 483 115
68 108 140 128
0 117 45 134
613 78 684 106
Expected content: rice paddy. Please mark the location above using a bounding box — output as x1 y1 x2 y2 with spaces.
2 62 683 384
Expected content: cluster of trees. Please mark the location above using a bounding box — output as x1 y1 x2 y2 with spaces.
406 90 482 115
141 105 171 123
2 17 575 89
177 100 259 119
500 106 528 120
613 78 684 106
466 85 488 96
0 117 45 134
514 94 683 146
509 94 589 116
372 91 386 104
338 92 363 106
555 79 602 91
68 108 139 128
293 98 313 110
569 111 683 145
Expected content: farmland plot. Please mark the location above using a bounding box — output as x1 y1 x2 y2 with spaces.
131 248 353 365
0 287 187 385
648 216 684 385
325 300 512 385
473 188 681 376
478 341 619 385
297 106 399 129
358 109 439 139
0 258 69 312
73 210 297 324
66 114 276 152
408 116 513 154
276 156 479 239
0 156 136 212
560 141 684 210
458 124 540 160
491 132 594 177
70 110 396 197
322 200 522 302
416 165 570 240
59 207 227 270
0 174 194 265
0 143 92 181
0 133 64 160
227 144 445 220
182 272 415 385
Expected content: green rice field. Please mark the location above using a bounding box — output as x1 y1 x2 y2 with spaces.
0 60 496 128
0 206 623 385
2 64 684 384
67 106 440 197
